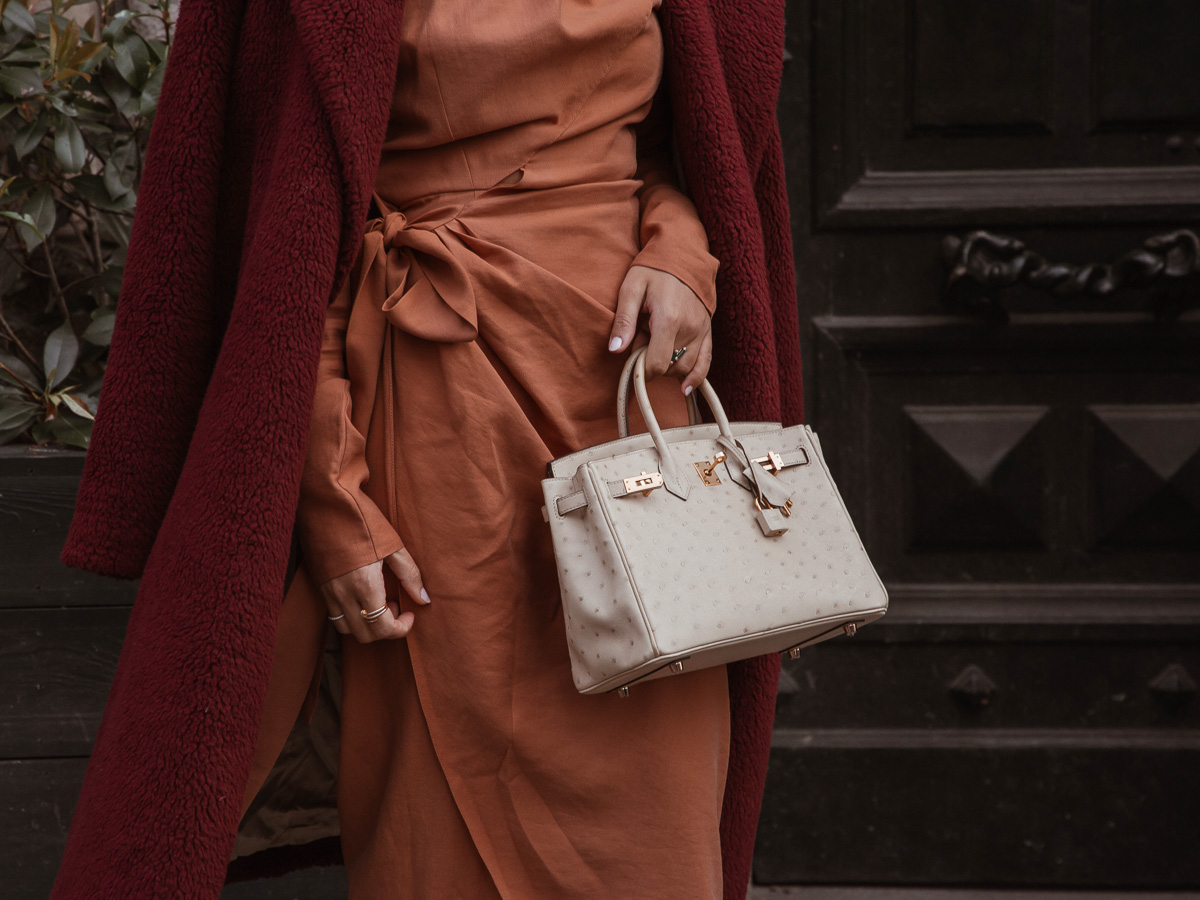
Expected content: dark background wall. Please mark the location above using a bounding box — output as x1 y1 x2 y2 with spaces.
4 1 1200 897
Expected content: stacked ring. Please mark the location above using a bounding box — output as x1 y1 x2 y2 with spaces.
360 603 389 622
327 613 346 622
667 346 687 368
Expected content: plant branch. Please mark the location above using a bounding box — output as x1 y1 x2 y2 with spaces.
0 303 40 372
41 241 73 321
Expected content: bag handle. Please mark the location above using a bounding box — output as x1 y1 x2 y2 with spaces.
624 346 735 499
617 347 701 437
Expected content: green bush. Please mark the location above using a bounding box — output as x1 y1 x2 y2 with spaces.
0 0 172 447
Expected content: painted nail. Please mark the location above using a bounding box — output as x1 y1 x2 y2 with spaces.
683 384 693 396
609 336 623 352
420 587 431 604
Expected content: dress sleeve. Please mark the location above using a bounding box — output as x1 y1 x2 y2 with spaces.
628 82 720 317
296 272 406 586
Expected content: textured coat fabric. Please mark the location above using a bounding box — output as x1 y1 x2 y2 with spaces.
51 0 803 897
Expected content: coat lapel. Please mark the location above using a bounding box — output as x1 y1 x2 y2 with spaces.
286 0 409 293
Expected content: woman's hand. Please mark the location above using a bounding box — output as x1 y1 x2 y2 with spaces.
607 264 713 395
319 549 431 644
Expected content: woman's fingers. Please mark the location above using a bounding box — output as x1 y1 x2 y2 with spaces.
384 549 432 606
318 555 423 643
622 267 711 389
643 305 683 380
677 329 713 396
608 266 649 354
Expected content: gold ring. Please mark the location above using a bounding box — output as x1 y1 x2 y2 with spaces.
360 604 389 621
667 346 687 368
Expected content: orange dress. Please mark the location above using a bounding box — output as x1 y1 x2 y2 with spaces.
280 0 730 896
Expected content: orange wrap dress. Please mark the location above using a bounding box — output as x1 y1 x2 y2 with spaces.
264 0 731 895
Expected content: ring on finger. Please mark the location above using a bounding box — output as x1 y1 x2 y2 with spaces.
666 345 687 369
327 613 346 622
360 603 389 622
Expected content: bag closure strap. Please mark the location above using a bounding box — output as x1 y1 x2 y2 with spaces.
715 433 797 509
547 446 808 518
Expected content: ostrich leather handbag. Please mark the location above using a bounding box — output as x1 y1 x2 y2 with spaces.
540 345 889 696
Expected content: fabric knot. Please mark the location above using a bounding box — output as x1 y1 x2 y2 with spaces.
379 209 410 246
352 193 479 343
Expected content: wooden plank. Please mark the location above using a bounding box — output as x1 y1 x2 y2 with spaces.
754 730 1200 887
750 888 1200 899
0 757 350 899
777 638 1200 730
0 607 129 757
0 447 138 609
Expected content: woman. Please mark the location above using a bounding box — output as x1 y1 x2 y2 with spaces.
53 0 801 897
278 0 728 894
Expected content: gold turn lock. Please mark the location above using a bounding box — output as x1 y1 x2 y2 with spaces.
750 450 784 473
622 470 663 497
694 452 726 486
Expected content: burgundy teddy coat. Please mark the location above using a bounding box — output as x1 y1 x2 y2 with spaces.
50 0 804 896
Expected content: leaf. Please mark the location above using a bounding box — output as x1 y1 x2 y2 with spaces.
0 402 38 447
46 89 79 112
48 14 59 64
68 40 105 70
57 18 80 70
43 411 92 448
0 399 38 430
43 318 79 389
16 183 54 251
82 305 115 346
145 38 167 63
100 8 138 41
69 173 136 212
137 61 164 116
0 100 14 121
1 0 37 35
0 65 45 99
102 137 135 198
76 41 108 75
102 158 131 198
0 209 37 230
0 47 49 63
58 391 95 420
0 350 39 391
112 34 150 88
11 108 50 157
48 67 84 86
53 114 86 171
97 63 131 110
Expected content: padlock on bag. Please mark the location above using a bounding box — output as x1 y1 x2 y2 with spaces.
540 345 888 696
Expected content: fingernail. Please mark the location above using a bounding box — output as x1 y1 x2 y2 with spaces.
609 336 623 352
420 587 431 604
683 384 693 396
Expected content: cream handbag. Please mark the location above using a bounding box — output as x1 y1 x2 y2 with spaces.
540 345 889 696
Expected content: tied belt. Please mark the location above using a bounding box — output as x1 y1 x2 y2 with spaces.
358 189 479 342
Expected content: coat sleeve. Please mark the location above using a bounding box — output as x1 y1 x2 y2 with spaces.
295 269 406 587
628 82 720 317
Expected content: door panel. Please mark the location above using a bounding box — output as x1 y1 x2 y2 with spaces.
758 0 1200 891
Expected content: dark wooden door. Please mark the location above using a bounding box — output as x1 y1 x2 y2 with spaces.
754 0 1200 893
